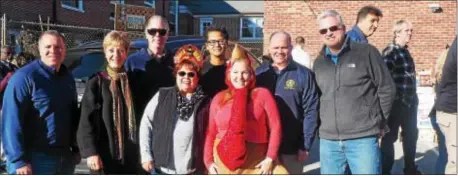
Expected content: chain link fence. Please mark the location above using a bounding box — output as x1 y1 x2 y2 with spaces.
0 18 146 57
1 18 264 59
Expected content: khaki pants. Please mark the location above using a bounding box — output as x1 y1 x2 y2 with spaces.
436 111 457 174
213 139 288 174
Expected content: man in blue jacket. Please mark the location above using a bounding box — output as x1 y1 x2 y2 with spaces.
2 30 80 174
256 31 319 174
346 6 383 44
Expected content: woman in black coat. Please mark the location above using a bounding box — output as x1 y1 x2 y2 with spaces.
77 31 141 174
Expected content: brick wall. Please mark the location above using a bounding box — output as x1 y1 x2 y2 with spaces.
56 1 113 28
1 0 166 29
264 1 456 78
0 0 53 22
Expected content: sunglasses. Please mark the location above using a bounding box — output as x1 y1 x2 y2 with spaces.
177 71 196 78
147 28 167 36
319 25 342 35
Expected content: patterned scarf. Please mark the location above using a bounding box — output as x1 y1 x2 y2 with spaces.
106 66 137 161
176 86 205 121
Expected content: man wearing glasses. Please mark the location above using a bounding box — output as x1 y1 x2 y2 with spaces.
313 10 395 174
125 16 175 173
199 26 229 97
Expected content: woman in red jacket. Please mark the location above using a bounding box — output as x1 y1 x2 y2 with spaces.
203 44 288 174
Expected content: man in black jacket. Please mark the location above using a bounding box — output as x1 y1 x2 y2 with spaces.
435 36 456 174
313 10 395 175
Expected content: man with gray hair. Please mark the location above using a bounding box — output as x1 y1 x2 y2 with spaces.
313 10 395 174
2 30 80 174
124 15 175 173
256 31 319 174
380 19 421 174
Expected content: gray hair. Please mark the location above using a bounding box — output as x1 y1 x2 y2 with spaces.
317 10 345 25
38 30 66 46
145 15 170 31
269 31 292 44
392 19 412 35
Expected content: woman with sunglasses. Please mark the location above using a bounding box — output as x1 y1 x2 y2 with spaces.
203 45 288 174
139 45 211 174
77 31 141 174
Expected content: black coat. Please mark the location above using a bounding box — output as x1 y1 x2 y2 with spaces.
77 72 142 174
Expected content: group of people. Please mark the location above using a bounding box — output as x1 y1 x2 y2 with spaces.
0 6 455 175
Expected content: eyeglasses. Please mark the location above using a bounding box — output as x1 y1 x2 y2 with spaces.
206 40 226 46
177 71 196 78
319 25 342 35
147 28 167 36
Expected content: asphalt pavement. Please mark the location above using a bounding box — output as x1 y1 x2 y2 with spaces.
74 131 439 174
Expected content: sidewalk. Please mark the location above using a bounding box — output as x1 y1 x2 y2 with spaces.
73 136 439 174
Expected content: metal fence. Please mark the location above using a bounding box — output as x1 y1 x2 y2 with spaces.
1 16 263 59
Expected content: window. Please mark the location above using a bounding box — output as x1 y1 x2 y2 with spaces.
200 18 213 36
61 0 84 13
169 0 178 36
144 0 155 8
109 1 123 20
240 17 263 40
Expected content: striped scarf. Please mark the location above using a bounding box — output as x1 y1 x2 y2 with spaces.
106 66 137 161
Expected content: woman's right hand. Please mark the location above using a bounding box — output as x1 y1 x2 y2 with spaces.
87 155 103 171
142 161 154 173
208 163 218 174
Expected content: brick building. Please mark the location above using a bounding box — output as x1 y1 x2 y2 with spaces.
179 0 263 41
264 1 456 84
0 0 172 29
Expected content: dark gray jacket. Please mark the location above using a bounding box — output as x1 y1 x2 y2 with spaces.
313 37 396 140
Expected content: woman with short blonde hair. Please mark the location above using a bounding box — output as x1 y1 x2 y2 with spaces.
77 30 142 174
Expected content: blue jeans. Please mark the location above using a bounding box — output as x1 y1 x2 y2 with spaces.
7 152 75 174
381 98 418 174
320 136 381 174
431 116 448 174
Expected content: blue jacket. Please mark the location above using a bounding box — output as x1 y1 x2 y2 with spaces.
2 60 79 170
346 25 368 44
256 61 319 154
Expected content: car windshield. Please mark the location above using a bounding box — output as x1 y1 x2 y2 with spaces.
72 52 106 80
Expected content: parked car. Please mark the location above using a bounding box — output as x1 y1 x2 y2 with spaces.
63 36 262 104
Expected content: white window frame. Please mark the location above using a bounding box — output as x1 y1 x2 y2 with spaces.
239 17 264 40
200 18 213 36
144 0 155 8
169 1 179 35
109 0 124 20
61 0 84 13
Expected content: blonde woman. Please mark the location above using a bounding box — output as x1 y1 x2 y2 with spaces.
77 31 141 174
